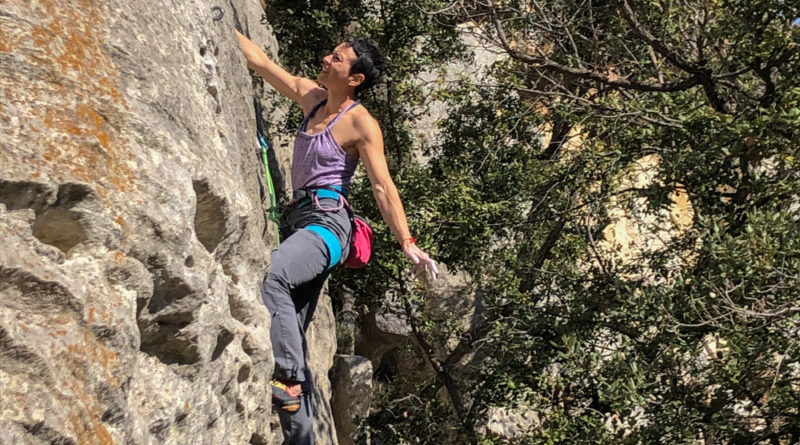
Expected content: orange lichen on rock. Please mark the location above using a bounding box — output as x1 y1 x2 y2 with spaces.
11 0 136 200
0 26 16 53
55 327 122 444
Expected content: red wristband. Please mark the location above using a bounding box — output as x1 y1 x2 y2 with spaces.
401 237 416 249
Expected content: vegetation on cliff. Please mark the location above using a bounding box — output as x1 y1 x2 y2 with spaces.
265 0 800 442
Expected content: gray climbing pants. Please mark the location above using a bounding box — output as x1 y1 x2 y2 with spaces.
260 194 351 445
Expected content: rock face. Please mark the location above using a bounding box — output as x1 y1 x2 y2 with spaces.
330 355 372 445
0 1 339 444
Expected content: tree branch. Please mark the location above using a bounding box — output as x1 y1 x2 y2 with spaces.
490 6 702 92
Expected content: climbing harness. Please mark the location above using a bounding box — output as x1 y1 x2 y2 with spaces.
286 186 374 269
211 6 224 21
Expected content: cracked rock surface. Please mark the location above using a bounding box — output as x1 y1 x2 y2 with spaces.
0 0 339 443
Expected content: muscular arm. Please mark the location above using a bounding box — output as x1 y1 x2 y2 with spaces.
355 115 438 279
355 117 412 244
235 30 322 109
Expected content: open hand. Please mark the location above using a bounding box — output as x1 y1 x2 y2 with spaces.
402 243 438 280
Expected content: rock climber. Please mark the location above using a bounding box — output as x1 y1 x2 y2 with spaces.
236 29 438 444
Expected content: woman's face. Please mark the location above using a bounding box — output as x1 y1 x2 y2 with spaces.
318 43 359 89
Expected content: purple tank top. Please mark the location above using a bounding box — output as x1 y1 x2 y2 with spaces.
291 100 360 191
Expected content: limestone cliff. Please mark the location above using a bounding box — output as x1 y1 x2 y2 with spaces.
0 1 338 443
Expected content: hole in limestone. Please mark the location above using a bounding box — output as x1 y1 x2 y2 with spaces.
221 377 234 395
101 408 123 424
237 364 251 383
27 183 95 253
192 179 227 254
0 325 49 378
175 411 189 424
228 292 250 324
249 433 269 445
0 268 82 315
184 256 194 267
153 310 195 326
32 208 89 253
147 274 193 314
222 262 238 283
137 269 203 366
138 319 201 365
97 381 125 425
211 328 235 361
148 419 169 440
241 335 257 357
0 180 56 213
207 84 219 99
199 46 207 56
138 291 200 366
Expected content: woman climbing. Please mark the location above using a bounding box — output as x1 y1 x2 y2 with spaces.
236 28 438 445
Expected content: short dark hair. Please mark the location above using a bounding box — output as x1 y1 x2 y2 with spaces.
347 37 385 95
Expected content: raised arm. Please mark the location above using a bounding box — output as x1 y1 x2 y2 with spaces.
235 30 322 109
355 116 438 280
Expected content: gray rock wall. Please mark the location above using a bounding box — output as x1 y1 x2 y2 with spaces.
0 1 339 443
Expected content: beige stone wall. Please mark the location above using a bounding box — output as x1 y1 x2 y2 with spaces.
0 1 340 443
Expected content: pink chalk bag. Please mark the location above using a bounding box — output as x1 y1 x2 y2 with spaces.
344 215 374 268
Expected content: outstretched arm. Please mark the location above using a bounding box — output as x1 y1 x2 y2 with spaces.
235 30 322 109
355 116 438 280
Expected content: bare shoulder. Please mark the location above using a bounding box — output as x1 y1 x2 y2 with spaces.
349 105 382 139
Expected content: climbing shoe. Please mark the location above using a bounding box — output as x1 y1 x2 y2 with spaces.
271 380 301 413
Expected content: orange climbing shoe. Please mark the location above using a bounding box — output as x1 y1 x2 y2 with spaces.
271 380 301 413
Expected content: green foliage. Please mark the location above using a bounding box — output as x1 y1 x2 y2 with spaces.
264 0 800 442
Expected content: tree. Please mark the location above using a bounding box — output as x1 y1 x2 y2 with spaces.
415 0 800 443
265 0 800 442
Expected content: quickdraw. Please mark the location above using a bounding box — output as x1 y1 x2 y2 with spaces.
258 132 281 246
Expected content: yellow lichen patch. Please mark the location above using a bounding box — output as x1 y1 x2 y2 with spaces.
0 26 16 53
64 388 114 445
52 326 122 444
77 328 121 388
86 304 115 326
14 310 122 444
9 0 136 200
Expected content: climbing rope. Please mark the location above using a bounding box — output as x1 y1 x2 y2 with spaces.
258 132 281 246
212 5 280 245
253 93 282 246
